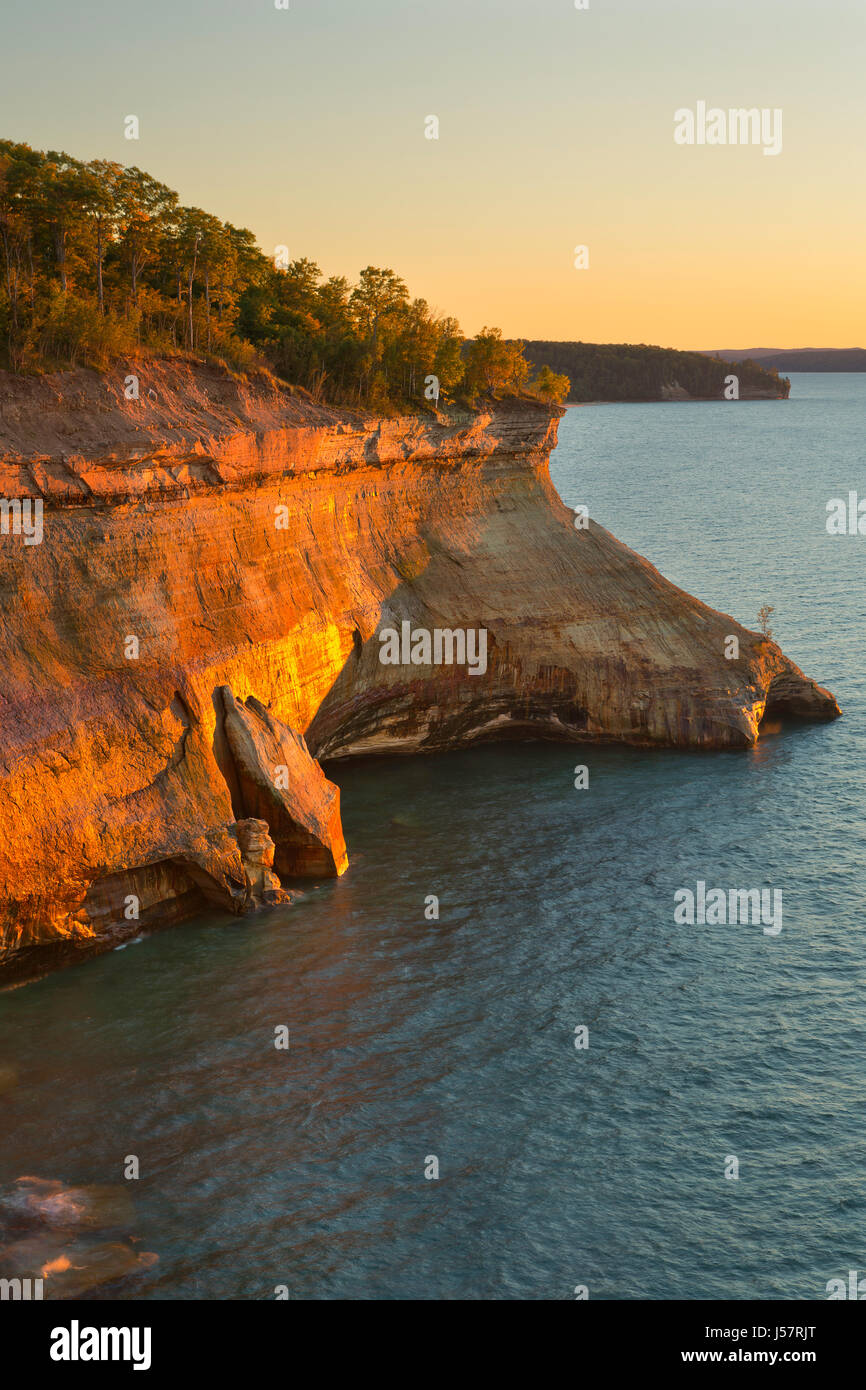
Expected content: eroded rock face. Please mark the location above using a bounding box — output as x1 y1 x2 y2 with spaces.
233 816 298 907
0 359 840 968
221 690 348 879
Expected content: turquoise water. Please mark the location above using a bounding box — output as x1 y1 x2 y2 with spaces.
1 375 863 1300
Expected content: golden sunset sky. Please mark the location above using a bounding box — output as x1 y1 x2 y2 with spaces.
2 0 863 347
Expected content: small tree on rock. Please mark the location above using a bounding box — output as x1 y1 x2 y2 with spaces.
757 604 774 640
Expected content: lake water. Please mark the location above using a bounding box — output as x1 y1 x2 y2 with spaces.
1 374 863 1300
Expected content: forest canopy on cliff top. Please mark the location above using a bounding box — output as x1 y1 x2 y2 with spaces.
0 139 569 409
0 140 785 409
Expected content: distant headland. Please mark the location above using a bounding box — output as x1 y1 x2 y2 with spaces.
708 348 866 372
522 341 789 403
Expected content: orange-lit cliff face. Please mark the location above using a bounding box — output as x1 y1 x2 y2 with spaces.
0 360 839 970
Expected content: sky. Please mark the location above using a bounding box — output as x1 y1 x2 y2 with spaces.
2 0 864 348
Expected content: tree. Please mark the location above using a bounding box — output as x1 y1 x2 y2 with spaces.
350 266 408 396
116 167 177 306
186 211 230 350
757 605 774 640
432 316 465 396
0 142 37 342
463 327 531 397
176 208 207 349
79 159 122 313
528 363 570 404
0 138 537 407
387 297 438 398
350 266 409 345
39 151 91 294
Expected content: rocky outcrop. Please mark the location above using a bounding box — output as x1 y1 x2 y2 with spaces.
220 689 348 879
234 819 285 903
0 359 839 972
660 379 782 401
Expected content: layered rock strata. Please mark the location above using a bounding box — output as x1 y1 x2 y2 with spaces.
0 359 839 970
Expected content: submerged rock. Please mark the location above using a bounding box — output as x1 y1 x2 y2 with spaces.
0 1177 136 1232
0 1177 157 1299
0 1233 157 1299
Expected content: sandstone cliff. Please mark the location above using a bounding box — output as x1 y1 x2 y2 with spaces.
0 359 839 972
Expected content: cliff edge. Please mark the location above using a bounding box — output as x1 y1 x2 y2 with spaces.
0 359 839 971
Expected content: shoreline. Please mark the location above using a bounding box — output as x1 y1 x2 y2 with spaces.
564 395 788 406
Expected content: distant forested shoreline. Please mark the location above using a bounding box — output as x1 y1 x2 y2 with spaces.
523 341 790 402
711 347 866 372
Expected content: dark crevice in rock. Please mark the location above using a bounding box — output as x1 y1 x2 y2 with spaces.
210 686 245 820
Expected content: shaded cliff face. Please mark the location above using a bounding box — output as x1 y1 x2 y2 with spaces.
0 360 839 968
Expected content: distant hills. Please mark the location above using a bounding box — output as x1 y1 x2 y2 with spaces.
522 341 789 403
709 348 866 372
